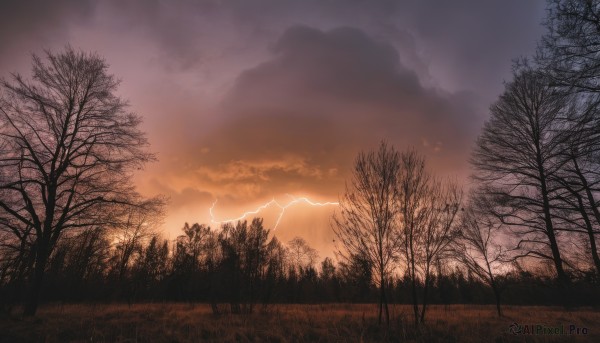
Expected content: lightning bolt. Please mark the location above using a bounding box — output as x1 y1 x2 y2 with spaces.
209 194 339 230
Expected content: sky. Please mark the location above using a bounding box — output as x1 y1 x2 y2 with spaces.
0 0 547 258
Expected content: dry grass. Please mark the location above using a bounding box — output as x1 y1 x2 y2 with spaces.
0 303 598 342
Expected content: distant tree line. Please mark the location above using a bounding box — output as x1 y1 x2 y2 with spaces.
2 216 599 315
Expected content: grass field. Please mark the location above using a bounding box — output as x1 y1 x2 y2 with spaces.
1 303 598 342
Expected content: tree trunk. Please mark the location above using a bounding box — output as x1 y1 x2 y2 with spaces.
381 274 389 326
407 235 419 327
573 188 600 275
572 157 600 274
419 272 430 323
537 161 568 285
377 288 383 325
410 265 419 327
492 283 502 317
546 226 569 283
378 271 389 325
23 241 48 316
486 258 502 317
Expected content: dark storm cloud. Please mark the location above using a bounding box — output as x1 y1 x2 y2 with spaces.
111 0 546 98
0 0 546 97
91 0 226 71
221 0 546 94
0 0 93 69
194 26 481 202
402 0 547 94
229 26 420 109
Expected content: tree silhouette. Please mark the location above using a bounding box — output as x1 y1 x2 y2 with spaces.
396 149 429 326
333 141 401 325
396 149 461 325
542 0 600 93
542 0 600 277
0 47 157 315
454 194 506 316
218 218 272 314
471 65 571 287
287 236 319 272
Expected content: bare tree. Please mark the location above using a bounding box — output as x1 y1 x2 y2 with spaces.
0 47 157 316
454 194 506 317
551 154 600 275
542 0 600 93
333 141 401 325
287 236 319 271
111 198 164 281
550 94 600 275
396 149 429 326
396 149 461 325
541 0 600 277
417 179 461 323
472 65 573 286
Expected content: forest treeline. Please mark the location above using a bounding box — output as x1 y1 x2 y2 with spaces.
2 0 600 323
1 218 598 313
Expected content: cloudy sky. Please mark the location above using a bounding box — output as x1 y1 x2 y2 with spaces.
0 0 547 256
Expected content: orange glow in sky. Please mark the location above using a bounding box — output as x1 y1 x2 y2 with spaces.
209 195 339 230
